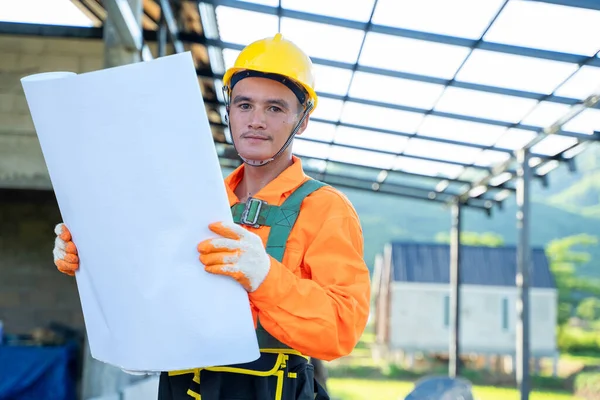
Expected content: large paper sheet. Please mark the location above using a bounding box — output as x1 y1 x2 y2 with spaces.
20 52 260 371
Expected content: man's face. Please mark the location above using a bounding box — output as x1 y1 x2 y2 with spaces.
228 76 308 162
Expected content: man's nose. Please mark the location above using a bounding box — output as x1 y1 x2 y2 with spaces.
248 109 267 129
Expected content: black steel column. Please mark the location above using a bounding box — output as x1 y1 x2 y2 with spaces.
516 148 531 400
103 0 143 67
158 8 167 57
449 198 462 377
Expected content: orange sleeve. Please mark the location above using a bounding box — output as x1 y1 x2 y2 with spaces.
248 212 371 361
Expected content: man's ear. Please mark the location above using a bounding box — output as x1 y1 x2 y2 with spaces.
295 114 310 136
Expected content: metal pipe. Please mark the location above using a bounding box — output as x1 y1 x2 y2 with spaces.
159 0 185 53
516 148 532 400
449 199 462 377
103 0 143 67
158 7 167 57
207 0 600 67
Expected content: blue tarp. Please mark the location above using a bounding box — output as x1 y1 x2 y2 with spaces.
404 376 474 400
0 343 77 400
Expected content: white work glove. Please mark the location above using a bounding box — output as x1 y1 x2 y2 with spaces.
53 223 79 276
197 221 270 292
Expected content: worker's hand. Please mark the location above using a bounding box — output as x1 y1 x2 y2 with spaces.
198 221 270 292
53 223 80 276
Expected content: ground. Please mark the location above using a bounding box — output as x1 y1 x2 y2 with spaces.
323 332 596 400
327 378 579 400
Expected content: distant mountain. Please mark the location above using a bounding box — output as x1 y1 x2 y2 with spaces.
538 142 600 212
547 169 600 218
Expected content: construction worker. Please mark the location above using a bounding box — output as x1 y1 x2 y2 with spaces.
53 33 371 400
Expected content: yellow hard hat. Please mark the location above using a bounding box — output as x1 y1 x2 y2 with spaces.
222 33 318 113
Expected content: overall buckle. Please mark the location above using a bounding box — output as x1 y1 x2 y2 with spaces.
240 197 265 228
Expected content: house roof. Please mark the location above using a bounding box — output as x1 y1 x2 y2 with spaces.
390 242 556 288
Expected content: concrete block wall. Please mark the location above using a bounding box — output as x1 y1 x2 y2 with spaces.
0 190 84 335
0 32 213 340
0 34 104 189
0 34 105 335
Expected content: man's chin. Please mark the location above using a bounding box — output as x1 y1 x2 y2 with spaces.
238 152 272 163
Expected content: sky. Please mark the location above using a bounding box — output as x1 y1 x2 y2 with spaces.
0 0 94 26
2 0 599 185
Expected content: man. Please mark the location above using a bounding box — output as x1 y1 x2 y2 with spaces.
53 33 371 400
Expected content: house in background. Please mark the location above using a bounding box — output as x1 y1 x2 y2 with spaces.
371 242 559 375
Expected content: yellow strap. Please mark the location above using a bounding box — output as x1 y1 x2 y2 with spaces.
274 370 284 400
168 351 300 400
202 353 285 376
168 369 195 376
260 348 309 360
168 350 307 377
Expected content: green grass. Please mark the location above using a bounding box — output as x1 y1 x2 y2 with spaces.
327 378 584 400
327 331 596 399
327 378 413 400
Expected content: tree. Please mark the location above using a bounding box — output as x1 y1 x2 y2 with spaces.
434 231 504 247
545 234 600 325
576 297 600 322
546 234 598 268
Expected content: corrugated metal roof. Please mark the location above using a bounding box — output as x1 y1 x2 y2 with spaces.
390 242 556 289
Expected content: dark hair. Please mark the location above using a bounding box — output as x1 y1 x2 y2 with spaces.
230 70 308 107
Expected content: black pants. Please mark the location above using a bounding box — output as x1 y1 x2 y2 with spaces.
158 352 330 400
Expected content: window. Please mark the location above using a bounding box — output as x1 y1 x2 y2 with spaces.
502 297 509 331
444 295 450 327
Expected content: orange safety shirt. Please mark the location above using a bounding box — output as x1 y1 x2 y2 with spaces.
224 155 371 362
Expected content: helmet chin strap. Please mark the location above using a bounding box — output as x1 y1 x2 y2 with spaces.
226 102 313 167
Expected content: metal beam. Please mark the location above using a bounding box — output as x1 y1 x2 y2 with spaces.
206 125 507 175
104 0 143 52
321 0 378 183
206 0 600 67
216 153 487 209
104 0 154 63
158 0 185 53
3 13 591 151
196 83 569 164
214 142 500 211
307 172 493 214
0 21 102 38
11 14 588 115
449 199 462 378
3 19 597 123
458 90 600 203
70 0 104 25
211 141 503 191
318 87 597 143
324 171 499 209
156 1 169 57
515 148 532 400
190 35 600 112
206 112 550 191
157 4 167 57
196 42 600 143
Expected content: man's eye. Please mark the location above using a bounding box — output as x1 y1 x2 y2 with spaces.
239 103 250 110
269 106 282 112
